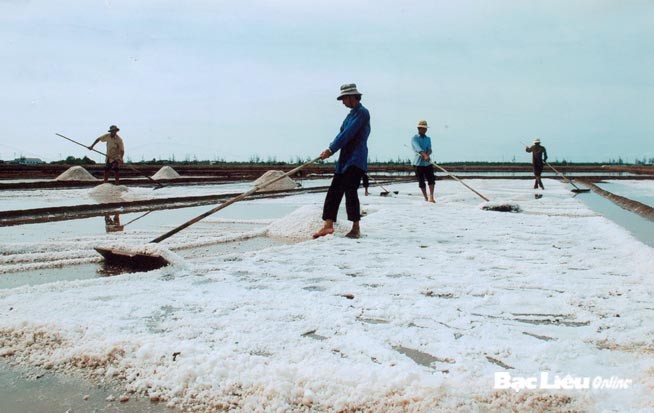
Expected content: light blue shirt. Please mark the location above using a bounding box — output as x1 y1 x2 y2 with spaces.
328 104 370 174
411 134 432 166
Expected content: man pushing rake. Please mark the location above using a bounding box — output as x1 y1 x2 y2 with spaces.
312 83 371 239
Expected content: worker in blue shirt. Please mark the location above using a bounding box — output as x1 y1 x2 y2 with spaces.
411 120 436 202
313 83 371 239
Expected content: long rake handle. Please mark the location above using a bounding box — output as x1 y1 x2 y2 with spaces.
545 161 582 190
57 133 108 157
432 162 490 202
366 174 390 193
150 156 322 243
56 133 165 189
121 210 154 227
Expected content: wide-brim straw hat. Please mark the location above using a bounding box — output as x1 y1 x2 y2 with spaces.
337 83 362 100
417 120 429 129
108 125 120 132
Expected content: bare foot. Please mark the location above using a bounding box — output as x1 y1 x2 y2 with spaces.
428 198 435 203
345 229 360 239
312 227 335 239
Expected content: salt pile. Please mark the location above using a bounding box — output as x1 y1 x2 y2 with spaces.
267 205 349 239
55 166 98 181
480 200 522 213
95 242 188 269
253 170 297 191
89 183 129 202
152 166 181 180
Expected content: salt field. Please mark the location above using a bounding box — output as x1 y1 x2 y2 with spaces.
4 0 654 411
1 178 653 411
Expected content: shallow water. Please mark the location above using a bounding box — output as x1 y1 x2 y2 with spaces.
0 179 333 212
0 234 290 289
0 182 252 211
0 201 297 244
448 171 636 177
577 190 654 248
0 205 295 289
597 181 654 208
0 361 176 413
0 194 301 411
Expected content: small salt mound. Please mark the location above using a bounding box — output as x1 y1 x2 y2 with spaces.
480 201 522 213
95 242 188 269
267 205 349 239
152 166 181 180
89 183 129 202
253 170 297 192
55 166 98 181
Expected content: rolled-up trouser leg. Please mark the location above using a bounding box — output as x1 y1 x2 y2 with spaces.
424 164 435 186
322 173 346 221
415 166 426 188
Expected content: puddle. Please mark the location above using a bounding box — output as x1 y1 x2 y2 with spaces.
302 285 326 292
0 361 176 413
485 356 514 370
513 317 590 327
522 331 557 341
392 345 454 367
358 317 389 324
301 329 328 341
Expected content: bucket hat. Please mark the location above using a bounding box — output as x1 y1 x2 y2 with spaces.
108 125 120 132
337 83 362 100
417 120 429 129
533 138 541 144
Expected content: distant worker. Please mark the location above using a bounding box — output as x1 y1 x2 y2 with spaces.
89 125 124 184
411 120 435 203
104 213 124 233
526 138 548 189
312 83 371 239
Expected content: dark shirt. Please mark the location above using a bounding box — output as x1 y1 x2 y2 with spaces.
328 104 370 174
526 144 548 164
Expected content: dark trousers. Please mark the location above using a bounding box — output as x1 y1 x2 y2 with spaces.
533 162 544 188
415 165 435 188
361 174 369 189
322 166 364 222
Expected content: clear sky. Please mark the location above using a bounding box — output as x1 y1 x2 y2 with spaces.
1 0 652 163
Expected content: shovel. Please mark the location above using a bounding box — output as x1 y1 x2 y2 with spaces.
545 162 590 193
56 133 165 190
94 156 321 270
432 162 520 212
366 174 398 196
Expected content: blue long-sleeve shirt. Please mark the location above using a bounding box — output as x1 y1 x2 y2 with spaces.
328 104 370 174
411 134 432 166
